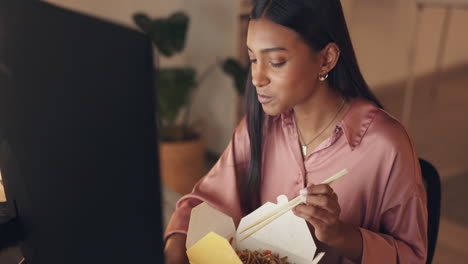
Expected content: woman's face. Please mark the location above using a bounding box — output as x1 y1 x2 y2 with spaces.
247 18 322 116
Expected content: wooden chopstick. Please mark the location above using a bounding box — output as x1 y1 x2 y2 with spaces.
239 195 303 235
240 198 304 241
239 169 348 241
320 169 348 185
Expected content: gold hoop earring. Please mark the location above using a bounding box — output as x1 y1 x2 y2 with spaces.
319 72 328 81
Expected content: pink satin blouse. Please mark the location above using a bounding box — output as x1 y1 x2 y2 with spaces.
165 99 428 263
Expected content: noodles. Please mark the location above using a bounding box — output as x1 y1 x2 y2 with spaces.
236 249 291 264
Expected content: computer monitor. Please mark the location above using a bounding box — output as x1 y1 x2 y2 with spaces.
0 0 164 263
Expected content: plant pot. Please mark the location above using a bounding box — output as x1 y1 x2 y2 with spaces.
159 136 205 195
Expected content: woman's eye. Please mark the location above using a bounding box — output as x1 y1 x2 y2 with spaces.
270 61 286 68
249 59 257 64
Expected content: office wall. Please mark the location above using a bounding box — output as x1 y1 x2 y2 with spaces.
44 0 468 154
343 0 468 87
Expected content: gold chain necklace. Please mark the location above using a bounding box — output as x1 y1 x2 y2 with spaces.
297 99 346 157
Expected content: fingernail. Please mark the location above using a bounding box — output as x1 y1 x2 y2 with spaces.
300 195 307 203
299 188 308 196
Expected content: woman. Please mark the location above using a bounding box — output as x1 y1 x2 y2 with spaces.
164 0 427 263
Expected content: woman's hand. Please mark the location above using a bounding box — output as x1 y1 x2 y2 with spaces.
292 184 344 245
164 234 189 264
293 184 362 262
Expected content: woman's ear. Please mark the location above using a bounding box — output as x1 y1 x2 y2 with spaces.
319 43 340 72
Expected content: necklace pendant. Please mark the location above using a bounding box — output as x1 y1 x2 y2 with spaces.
302 145 308 157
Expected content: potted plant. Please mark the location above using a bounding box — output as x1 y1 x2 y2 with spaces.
133 11 206 195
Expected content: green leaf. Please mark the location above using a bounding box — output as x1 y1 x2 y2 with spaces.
167 12 189 53
132 12 189 57
133 13 152 33
157 68 197 124
222 58 249 96
149 20 174 56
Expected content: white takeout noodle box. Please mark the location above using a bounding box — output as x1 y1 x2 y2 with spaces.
186 195 325 264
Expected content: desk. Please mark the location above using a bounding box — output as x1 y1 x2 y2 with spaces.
402 0 468 126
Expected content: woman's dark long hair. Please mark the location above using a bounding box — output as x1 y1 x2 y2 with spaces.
242 0 383 212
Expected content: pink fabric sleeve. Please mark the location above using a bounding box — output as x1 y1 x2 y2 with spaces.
360 193 427 263
164 118 250 241
360 123 428 263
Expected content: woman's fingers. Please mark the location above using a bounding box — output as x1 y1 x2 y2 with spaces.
293 208 325 228
294 204 338 226
301 184 334 196
295 185 344 244
302 194 340 214
299 184 340 213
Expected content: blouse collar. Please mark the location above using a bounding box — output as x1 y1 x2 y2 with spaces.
280 98 379 150
339 98 379 150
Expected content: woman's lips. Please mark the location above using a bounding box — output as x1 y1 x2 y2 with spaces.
257 94 274 104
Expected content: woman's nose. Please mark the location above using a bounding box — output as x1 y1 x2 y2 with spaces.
251 66 270 88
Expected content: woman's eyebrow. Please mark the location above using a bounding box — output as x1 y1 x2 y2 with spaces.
247 46 288 53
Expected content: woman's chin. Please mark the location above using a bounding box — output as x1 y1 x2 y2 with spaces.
261 104 285 116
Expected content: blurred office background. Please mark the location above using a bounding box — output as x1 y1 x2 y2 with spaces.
1 0 467 263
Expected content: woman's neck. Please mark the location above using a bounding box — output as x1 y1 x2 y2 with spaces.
293 84 345 141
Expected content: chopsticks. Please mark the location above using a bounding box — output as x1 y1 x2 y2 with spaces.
239 169 348 241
